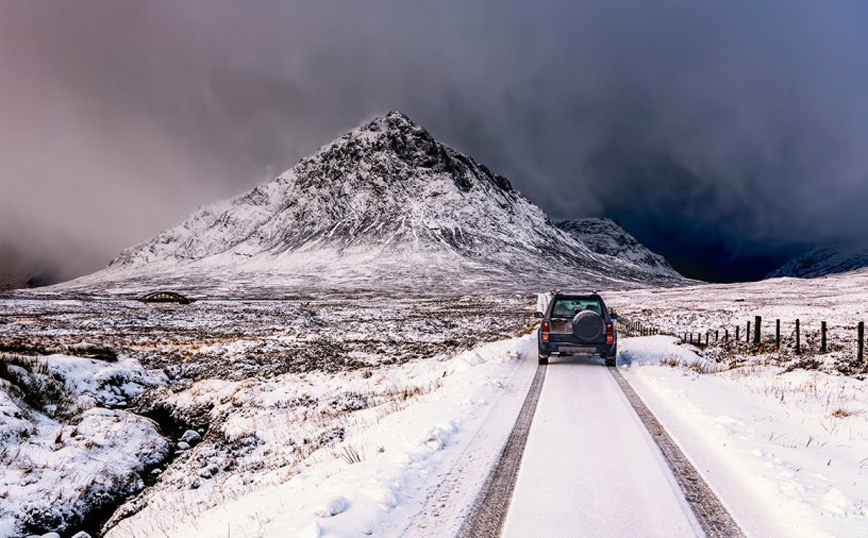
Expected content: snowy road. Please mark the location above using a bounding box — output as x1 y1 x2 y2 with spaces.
501 356 701 537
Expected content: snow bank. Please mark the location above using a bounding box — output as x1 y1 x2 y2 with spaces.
0 354 168 537
620 336 868 537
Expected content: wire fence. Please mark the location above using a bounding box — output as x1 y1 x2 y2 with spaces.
617 315 866 368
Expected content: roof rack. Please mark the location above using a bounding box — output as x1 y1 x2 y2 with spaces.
553 289 601 296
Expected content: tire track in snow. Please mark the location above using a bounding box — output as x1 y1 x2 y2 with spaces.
609 366 745 538
456 363 547 538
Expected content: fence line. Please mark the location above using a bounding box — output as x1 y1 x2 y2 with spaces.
616 315 866 368
675 316 866 366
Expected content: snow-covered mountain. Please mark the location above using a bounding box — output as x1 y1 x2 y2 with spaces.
48 112 685 297
767 246 868 279
555 218 679 278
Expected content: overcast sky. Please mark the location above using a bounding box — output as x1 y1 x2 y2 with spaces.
2 0 867 282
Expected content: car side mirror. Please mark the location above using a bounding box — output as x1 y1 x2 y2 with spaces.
609 312 619 320
534 311 544 319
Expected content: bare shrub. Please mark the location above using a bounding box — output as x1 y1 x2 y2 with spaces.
516 320 540 337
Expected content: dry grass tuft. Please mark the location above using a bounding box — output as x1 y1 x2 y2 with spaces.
686 359 717 374
516 320 540 337
660 355 681 368
829 407 861 419
337 443 364 465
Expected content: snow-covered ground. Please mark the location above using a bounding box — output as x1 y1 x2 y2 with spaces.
5 270 868 537
105 337 534 537
0 354 168 537
620 336 868 537
504 354 701 537
0 295 535 537
608 269 868 374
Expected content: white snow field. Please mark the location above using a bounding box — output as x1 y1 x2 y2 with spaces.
607 268 868 374
96 336 866 538
95 333 868 538
619 336 868 537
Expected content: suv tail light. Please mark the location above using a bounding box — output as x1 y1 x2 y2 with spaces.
542 321 550 341
606 322 614 344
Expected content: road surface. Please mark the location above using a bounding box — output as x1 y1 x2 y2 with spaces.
501 356 701 536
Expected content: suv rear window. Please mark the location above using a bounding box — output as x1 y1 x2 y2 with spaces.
551 297 603 318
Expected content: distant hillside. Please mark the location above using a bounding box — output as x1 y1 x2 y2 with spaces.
767 246 868 279
555 218 680 278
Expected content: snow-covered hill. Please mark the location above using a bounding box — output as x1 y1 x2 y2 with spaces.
555 218 679 277
40 112 685 297
767 246 868 279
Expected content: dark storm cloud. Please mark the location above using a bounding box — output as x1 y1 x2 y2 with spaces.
1 0 867 282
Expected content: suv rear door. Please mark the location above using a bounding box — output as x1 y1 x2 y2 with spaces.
547 295 608 342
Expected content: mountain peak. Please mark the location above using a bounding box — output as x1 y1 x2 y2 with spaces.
91 114 685 294
290 111 513 195
347 110 430 144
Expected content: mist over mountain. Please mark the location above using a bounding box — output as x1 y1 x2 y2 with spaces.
0 243 61 291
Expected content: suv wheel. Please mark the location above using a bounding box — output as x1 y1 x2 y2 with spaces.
538 354 549 365
605 357 616 367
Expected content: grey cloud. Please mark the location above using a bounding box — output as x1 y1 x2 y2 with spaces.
1 0 867 283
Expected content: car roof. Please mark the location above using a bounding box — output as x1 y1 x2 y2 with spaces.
555 290 602 297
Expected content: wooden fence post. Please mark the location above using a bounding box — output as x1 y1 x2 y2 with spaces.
747 321 751 343
725 329 729 342
754 316 761 346
776 319 781 349
716 330 719 343
736 325 740 342
796 319 801 354
821 321 827 353
859 321 865 364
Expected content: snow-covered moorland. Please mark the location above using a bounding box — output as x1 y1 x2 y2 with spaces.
608 268 868 374
0 294 533 537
